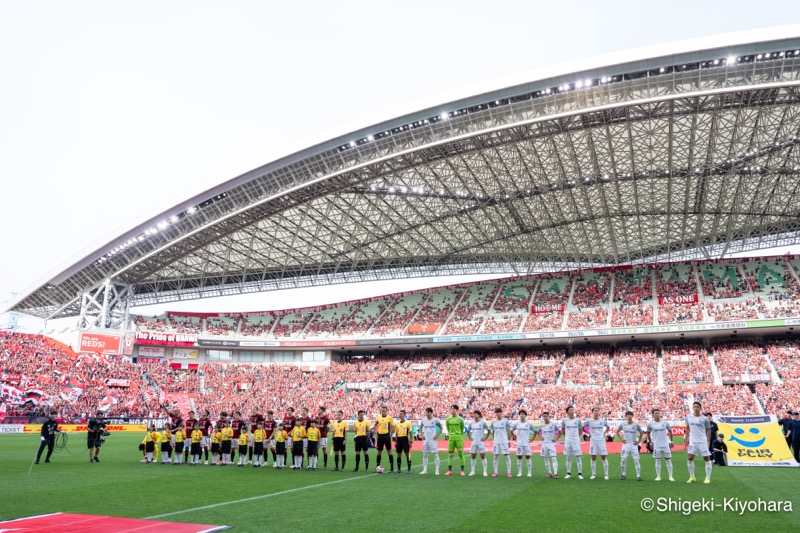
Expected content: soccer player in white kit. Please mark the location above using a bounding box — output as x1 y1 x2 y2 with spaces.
617 410 643 481
587 407 610 480
685 401 713 484
560 406 583 479
418 407 442 475
512 410 534 477
490 408 513 478
646 408 674 481
467 410 490 476
538 411 559 478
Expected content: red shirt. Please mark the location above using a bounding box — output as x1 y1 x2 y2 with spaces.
304 416 316 429
231 419 247 438
249 414 264 430
282 415 296 430
199 417 213 437
264 419 277 438
169 415 184 432
185 417 198 433
318 415 331 438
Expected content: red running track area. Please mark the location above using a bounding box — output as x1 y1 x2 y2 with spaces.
410 440 685 454
0 513 229 532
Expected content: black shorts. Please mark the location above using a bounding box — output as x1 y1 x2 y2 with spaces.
175 442 184 453
355 436 369 452
221 441 232 453
395 436 410 454
307 441 319 456
292 441 303 456
276 442 286 455
161 442 172 453
211 442 220 454
88 437 101 449
145 442 155 453
254 442 264 455
191 442 201 455
333 437 346 452
377 434 392 452
239 444 248 455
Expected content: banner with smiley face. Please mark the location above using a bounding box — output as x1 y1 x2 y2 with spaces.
714 415 798 467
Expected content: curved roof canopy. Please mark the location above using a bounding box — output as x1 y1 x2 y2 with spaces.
13 32 800 318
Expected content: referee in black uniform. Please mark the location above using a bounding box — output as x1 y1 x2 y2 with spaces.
35 411 61 464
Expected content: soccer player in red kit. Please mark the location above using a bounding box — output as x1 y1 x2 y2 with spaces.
184 410 198 464
317 406 331 470
264 410 278 467
296 408 309 469
248 410 265 464
230 411 247 464
198 410 214 464
283 408 296 432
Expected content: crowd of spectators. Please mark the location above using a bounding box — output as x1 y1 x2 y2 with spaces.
470 352 523 383
688 383 761 415
571 274 611 308
522 312 564 332
610 346 658 384
661 344 712 383
335 300 390 337
271 312 314 338
613 268 653 306
133 315 169 332
711 340 773 382
704 300 760 322
698 266 745 299
764 339 800 381
169 315 202 334
370 296 424 336
238 315 275 337
480 315 523 334
755 381 800 416
657 303 703 325
610 304 654 327
441 286 498 335
559 349 610 386
492 282 535 313
566 307 609 330
7 330 800 424
513 352 564 386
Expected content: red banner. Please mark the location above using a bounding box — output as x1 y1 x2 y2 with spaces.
136 331 198 347
531 304 565 314
408 324 440 334
79 333 121 354
658 294 699 305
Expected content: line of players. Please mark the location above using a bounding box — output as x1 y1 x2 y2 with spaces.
141 401 716 483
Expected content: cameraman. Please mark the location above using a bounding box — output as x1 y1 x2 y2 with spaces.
35 410 61 464
87 411 107 463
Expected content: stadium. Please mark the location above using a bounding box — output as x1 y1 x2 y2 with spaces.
2 21 800 533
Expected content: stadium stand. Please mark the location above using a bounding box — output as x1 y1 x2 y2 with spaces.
764 338 800 382
6 330 800 424
442 284 497 335
559 348 610 386
661 344 713 384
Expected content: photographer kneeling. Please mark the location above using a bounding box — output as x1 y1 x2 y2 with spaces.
87 411 109 463
35 410 61 464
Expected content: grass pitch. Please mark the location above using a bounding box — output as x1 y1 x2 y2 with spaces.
0 434 797 532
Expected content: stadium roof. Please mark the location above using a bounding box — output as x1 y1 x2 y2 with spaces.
12 28 800 319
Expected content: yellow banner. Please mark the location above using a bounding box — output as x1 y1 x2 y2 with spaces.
23 424 148 433
714 415 798 467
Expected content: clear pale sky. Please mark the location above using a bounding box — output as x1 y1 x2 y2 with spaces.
1 1 798 325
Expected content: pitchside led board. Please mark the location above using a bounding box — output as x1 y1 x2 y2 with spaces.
714 415 798 467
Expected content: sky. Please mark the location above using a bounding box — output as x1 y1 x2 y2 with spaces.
1 1 799 327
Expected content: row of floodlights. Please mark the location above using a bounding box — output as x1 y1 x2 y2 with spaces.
95 193 228 264
338 49 800 153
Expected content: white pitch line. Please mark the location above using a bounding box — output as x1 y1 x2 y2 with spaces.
145 472 380 519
